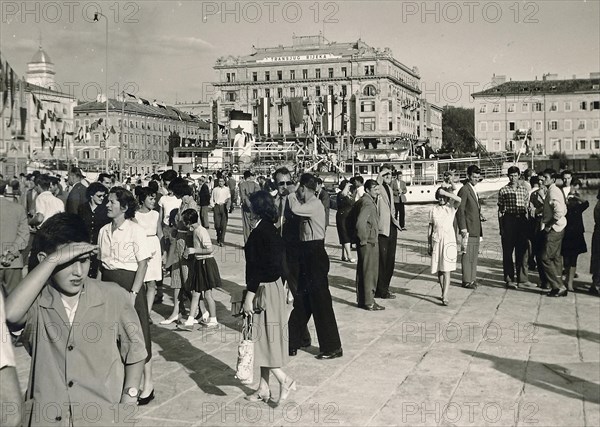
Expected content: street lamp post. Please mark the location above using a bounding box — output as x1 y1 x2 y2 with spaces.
93 12 109 173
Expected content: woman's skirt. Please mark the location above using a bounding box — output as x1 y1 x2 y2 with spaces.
101 268 152 362
187 257 222 293
336 212 351 245
252 279 289 368
144 235 163 282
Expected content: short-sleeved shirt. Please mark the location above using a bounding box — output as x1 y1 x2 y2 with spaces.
0 293 15 369
287 193 326 241
98 219 152 271
158 195 182 226
35 191 65 224
22 279 147 426
192 224 213 260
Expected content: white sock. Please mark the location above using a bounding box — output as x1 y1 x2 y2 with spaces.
209 317 217 323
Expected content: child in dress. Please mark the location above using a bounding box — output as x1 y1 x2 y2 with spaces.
181 209 221 328
428 187 462 305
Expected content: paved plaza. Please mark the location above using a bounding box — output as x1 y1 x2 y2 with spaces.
13 206 600 426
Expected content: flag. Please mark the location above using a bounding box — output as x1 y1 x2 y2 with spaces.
257 97 270 135
110 125 116 134
229 109 253 134
140 97 150 105
288 97 304 130
8 68 16 127
322 95 334 135
19 107 27 136
1 60 8 116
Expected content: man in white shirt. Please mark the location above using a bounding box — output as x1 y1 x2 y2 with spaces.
31 174 65 227
210 177 231 246
560 169 573 199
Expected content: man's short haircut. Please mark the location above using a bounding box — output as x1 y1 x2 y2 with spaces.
571 177 582 187
523 168 533 178
69 166 84 178
98 173 112 183
507 166 520 175
299 173 317 191
274 167 291 180
364 179 378 191
353 175 364 185
529 176 540 187
29 213 90 270
243 170 253 179
542 168 557 178
561 169 573 178
181 208 199 226
35 174 52 191
467 165 481 176
316 178 324 185
86 182 108 200
162 170 178 183
109 187 137 219
170 178 192 198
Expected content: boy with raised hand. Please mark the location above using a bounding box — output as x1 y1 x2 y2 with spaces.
4 213 147 427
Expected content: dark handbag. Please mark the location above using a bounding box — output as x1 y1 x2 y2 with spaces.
230 286 266 317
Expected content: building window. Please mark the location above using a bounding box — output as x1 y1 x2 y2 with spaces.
328 86 334 96
277 88 283 98
302 69 308 79
252 106 258 117
265 71 270 81
592 101 600 110
315 86 321 96
578 139 587 150
277 70 282 80
277 123 283 134
479 104 487 113
480 139 488 150
389 120 393 131
535 121 542 131
278 105 283 116
594 139 600 150
361 101 375 112
364 65 374 76
302 87 308 97
521 103 528 112
315 69 321 78
509 122 516 131
341 85 347 96
363 85 376 96
94 134 100 143
265 89 270 98
492 104 500 113
252 89 258 99
252 72 257 82
508 104 515 113
535 103 543 112
550 102 557 111
550 120 558 130
593 119 599 130
580 101 587 110
493 139 501 151
493 122 501 132
564 101 571 111
290 70 295 80
388 100 393 112
290 87 295 97
341 67 347 77
227 92 236 102
578 120 586 130
564 119 572 131
328 68 334 78
479 122 488 132
360 117 376 131
226 73 231 83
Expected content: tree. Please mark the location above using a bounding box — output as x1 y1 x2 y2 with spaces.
440 106 477 155
166 131 180 166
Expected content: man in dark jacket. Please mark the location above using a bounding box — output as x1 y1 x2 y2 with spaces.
198 176 211 229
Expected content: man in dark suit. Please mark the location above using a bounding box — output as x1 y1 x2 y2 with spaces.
457 165 485 288
355 179 384 310
375 166 401 299
65 166 87 214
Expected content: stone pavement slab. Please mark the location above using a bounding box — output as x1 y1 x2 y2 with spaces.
11 205 600 426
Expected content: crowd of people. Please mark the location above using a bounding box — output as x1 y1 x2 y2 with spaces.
0 162 598 426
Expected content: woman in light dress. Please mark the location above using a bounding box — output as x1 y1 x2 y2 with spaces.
428 187 462 305
135 187 163 315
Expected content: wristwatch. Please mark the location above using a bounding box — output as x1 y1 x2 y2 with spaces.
123 387 139 398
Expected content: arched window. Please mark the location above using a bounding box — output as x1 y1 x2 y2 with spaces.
363 85 377 96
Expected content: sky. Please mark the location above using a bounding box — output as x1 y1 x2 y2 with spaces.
1 0 599 108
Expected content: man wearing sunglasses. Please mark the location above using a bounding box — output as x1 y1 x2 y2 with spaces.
274 168 312 352
375 166 401 300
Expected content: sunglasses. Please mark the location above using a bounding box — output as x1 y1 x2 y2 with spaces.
278 181 293 186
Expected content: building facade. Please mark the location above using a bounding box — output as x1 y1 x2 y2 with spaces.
418 99 443 151
472 73 600 155
74 99 210 175
212 34 422 148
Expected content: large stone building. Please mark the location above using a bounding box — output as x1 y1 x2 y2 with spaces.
472 73 600 155
74 99 210 175
212 34 422 148
418 99 443 151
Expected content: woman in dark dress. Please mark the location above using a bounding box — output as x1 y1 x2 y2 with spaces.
242 191 295 405
335 180 355 263
78 182 110 278
561 178 589 292
589 188 600 295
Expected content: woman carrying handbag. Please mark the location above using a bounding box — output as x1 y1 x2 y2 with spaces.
242 191 296 405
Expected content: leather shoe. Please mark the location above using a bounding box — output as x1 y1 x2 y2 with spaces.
289 348 298 356
462 281 476 289
138 389 155 406
505 281 518 290
316 348 343 360
360 303 385 311
547 289 568 297
377 292 396 299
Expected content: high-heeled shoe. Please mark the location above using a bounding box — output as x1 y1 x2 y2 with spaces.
277 378 296 405
159 315 178 325
138 389 155 406
244 388 271 403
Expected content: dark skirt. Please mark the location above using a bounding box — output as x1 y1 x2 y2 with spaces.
101 268 152 362
561 232 587 257
188 257 222 292
336 212 352 244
